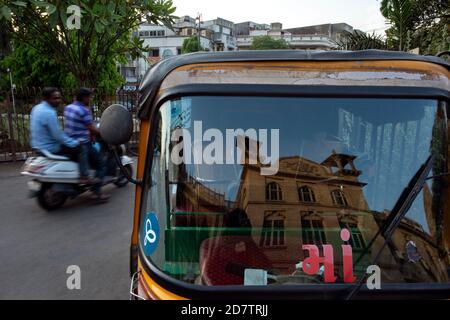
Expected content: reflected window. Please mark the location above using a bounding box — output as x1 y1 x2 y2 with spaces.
331 190 348 207
266 182 283 201
260 212 285 247
339 221 365 249
298 186 316 203
301 214 326 245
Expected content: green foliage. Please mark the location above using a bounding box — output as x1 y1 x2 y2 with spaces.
1 37 125 95
2 40 76 89
410 0 449 29
250 35 289 50
0 0 177 93
181 36 203 53
337 31 387 50
380 0 449 54
410 0 449 55
380 0 413 51
0 19 11 97
413 23 450 55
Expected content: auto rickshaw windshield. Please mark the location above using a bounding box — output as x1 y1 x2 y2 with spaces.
140 95 449 287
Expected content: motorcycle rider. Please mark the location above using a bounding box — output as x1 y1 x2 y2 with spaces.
30 87 82 164
64 88 110 202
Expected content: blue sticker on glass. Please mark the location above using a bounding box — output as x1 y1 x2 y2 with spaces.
140 212 159 256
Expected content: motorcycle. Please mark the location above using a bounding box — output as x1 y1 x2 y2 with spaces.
21 139 133 211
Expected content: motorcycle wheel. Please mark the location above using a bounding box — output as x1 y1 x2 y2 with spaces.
114 164 133 188
37 183 68 211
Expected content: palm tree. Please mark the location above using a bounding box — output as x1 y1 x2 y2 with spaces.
380 0 413 51
337 30 387 50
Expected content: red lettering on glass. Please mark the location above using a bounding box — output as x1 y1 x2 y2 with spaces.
301 228 356 283
341 229 356 283
302 244 337 283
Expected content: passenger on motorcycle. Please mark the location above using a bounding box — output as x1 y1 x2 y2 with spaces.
64 88 110 202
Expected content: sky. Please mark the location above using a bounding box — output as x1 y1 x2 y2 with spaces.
172 0 388 34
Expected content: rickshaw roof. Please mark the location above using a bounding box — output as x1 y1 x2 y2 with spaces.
138 50 450 119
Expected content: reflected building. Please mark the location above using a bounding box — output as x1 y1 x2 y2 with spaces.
169 145 449 284
232 149 448 282
235 151 374 277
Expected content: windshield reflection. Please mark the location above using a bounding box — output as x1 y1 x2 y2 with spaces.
146 97 449 286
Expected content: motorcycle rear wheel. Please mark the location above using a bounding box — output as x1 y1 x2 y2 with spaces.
37 183 68 211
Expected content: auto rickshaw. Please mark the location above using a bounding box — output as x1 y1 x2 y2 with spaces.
100 50 450 300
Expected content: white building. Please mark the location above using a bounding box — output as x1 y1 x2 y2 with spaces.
236 22 339 51
202 18 236 51
120 19 354 87
120 16 238 85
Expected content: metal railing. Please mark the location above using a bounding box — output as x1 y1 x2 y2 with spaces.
0 87 140 162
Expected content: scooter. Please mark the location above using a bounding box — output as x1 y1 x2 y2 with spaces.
21 142 133 211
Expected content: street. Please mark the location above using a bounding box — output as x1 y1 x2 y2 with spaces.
0 162 135 300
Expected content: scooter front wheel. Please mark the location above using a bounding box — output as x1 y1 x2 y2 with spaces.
37 183 68 211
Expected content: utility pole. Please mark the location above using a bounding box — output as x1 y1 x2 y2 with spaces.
196 13 202 50
7 68 16 115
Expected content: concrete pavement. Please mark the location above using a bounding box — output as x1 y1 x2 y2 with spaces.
0 162 135 300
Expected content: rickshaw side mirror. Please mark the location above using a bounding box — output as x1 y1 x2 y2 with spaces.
99 104 134 146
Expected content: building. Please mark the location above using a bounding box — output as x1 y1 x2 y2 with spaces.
202 18 236 51
236 22 340 51
120 16 237 85
285 22 354 43
235 21 271 36
120 20 354 87
169 146 448 284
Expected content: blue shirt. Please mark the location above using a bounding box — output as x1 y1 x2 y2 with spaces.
64 101 93 144
30 101 79 153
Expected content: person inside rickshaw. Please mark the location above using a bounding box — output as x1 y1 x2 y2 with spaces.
199 208 273 286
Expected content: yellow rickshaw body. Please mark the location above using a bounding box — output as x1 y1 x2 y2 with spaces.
130 50 450 300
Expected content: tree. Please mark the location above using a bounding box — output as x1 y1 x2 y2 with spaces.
182 36 203 53
380 0 450 54
2 39 77 89
0 19 12 98
380 0 414 51
410 0 449 29
409 0 450 55
337 30 387 50
250 35 289 50
0 0 176 92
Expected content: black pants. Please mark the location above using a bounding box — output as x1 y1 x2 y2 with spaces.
56 144 106 195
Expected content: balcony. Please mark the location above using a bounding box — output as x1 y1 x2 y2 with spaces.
236 34 337 50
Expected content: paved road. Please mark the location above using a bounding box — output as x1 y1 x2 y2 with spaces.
0 162 135 300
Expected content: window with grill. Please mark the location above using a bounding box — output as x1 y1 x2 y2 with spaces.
331 190 349 206
298 186 316 203
266 182 282 201
260 214 285 247
301 216 326 245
